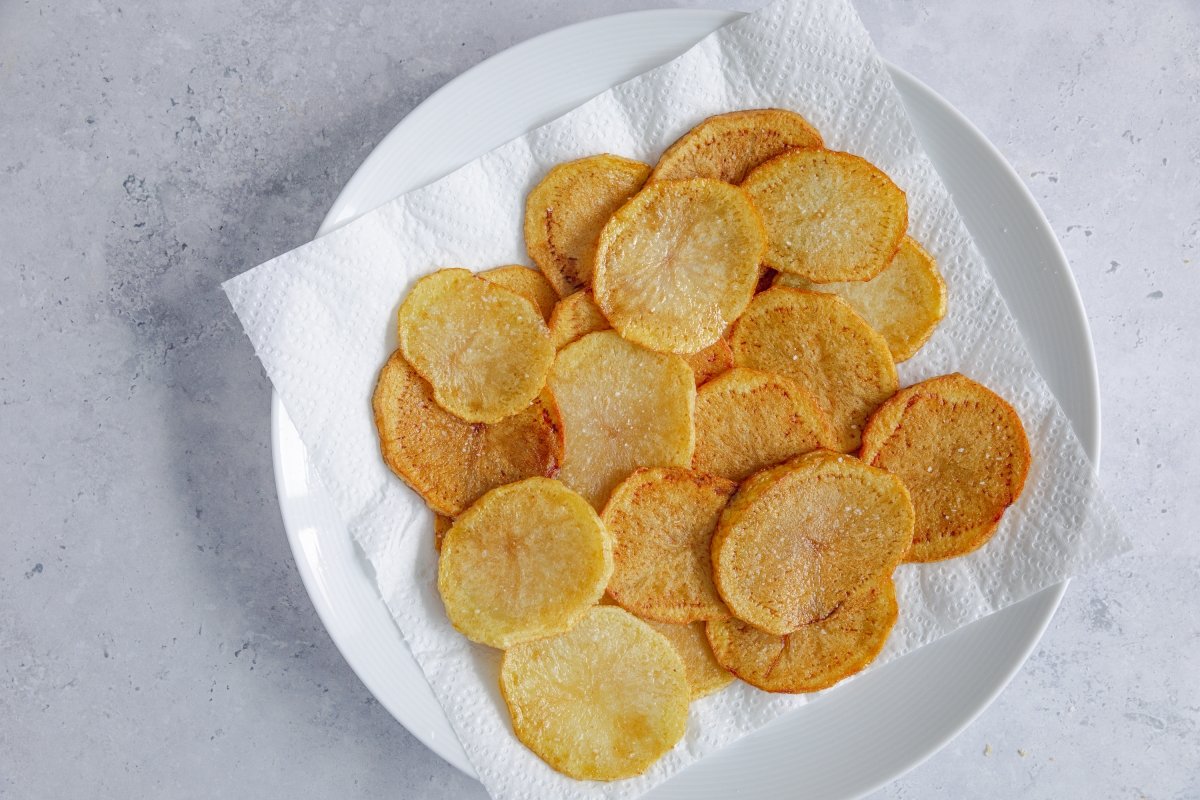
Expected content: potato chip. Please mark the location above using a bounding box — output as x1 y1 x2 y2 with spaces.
500 606 689 781
706 576 897 693
547 290 609 350
545 331 695 509
397 268 555 423
650 108 823 185
646 620 734 699
524 154 651 296
692 367 835 482
712 450 913 635
373 351 561 516
683 338 733 387
438 478 611 648
775 236 946 361
859 373 1031 562
593 178 765 354
742 149 907 282
433 513 452 551
481 264 559 322
730 287 897 451
603 467 735 623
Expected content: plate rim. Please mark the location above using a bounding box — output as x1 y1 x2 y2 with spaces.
268 7 1100 795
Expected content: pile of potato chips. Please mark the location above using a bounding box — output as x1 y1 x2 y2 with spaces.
373 109 1032 780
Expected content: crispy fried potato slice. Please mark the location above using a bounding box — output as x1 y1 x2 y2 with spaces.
775 236 946 362
859 373 1031 562
742 149 907 282
730 288 897 451
706 576 897 693
650 109 824 185
647 620 734 700
481 264 559 322
438 478 611 648
524 155 651 296
603 467 735 623
712 450 913 634
693 367 835 482
593 178 765 354
500 606 689 780
433 513 452 552
545 331 695 509
683 339 734 387
547 290 609 350
397 268 555 423
373 351 561 516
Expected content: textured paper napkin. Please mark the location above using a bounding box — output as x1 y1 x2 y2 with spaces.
224 0 1129 796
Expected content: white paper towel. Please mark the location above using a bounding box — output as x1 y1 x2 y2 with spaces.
223 0 1129 797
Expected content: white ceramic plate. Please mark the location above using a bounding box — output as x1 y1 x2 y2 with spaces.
271 9 1100 798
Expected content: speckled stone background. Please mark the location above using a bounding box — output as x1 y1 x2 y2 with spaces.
2 1 1196 797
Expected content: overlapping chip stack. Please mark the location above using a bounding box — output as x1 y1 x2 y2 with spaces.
371 108 1031 781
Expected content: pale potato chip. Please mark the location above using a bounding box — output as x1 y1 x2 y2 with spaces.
859 373 1031 562
500 606 689 780
646 620 734 699
603 467 735 623
545 331 695 509
524 154 651 296
433 513 452 551
547 290 609 350
373 351 561 516
650 108 823 184
481 264 559 322
438 478 611 648
706 576 897 693
742 149 907 282
712 450 913 635
397 268 555 423
593 178 765 354
683 338 734 386
775 236 947 361
692 367 835 482
730 287 898 451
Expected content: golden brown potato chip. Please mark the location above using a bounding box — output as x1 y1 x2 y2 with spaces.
547 290 610 350
481 264 559 322
603 467 735 623
683 339 734 387
692 367 835 482
647 620 734 699
775 236 947 362
593 178 765 354
438 478 611 648
742 149 907 282
397 268 555 423
859 373 1031 562
433 513 452 552
650 109 824 184
524 154 651 296
373 351 561 516
712 450 913 635
706 576 897 693
500 606 689 781
730 288 897 452
545 331 695 509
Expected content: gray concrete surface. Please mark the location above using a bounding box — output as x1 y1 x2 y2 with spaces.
1 1 1196 797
